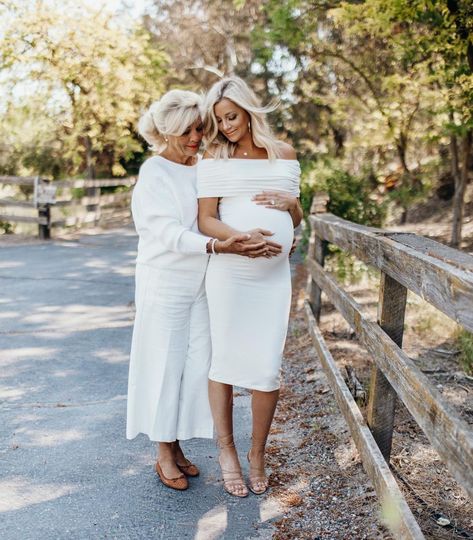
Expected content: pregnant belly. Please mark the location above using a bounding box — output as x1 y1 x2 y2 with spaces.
219 197 294 254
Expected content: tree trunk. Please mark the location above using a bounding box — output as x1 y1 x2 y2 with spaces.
396 134 410 175
85 136 96 180
449 113 460 184
84 135 100 225
451 130 472 247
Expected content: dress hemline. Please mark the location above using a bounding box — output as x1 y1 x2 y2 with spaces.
208 375 280 392
126 429 214 443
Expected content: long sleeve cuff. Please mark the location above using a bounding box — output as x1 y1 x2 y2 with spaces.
177 230 211 254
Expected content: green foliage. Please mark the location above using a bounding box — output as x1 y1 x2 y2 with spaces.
0 221 13 234
457 328 473 375
0 1 168 178
303 159 386 226
385 172 431 212
325 245 375 285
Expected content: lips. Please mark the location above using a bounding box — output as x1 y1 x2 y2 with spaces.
225 130 237 137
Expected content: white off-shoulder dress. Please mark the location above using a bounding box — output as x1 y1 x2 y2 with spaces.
197 159 301 391
127 155 213 442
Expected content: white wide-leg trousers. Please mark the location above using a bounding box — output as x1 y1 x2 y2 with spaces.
126 264 213 442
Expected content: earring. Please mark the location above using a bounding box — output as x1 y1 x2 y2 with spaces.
164 137 168 142
248 122 251 132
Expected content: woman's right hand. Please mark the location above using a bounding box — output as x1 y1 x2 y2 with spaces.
245 229 282 258
215 229 282 258
215 234 265 256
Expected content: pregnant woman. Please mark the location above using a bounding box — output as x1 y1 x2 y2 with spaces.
197 76 302 497
126 90 274 491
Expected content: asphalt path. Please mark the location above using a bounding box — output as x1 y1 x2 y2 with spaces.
0 227 282 540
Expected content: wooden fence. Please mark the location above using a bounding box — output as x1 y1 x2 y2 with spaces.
0 175 136 238
305 197 473 539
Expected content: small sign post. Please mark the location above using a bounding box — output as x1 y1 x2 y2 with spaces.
34 177 57 239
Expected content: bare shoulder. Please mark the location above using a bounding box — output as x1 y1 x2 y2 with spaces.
277 142 297 160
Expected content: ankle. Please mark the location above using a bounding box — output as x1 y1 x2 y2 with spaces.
158 444 175 461
217 433 235 449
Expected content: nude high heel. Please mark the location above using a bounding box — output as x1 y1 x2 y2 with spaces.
247 437 269 495
217 434 249 498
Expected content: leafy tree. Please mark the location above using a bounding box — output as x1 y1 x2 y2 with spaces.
0 0 168 178
145 0 265 89
334 0 473 244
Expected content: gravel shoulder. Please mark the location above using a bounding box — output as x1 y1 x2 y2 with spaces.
270 258 473 539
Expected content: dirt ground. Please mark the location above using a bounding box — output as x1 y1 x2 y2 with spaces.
268 256 473 539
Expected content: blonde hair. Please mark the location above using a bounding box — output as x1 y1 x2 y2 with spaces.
203 76 283 160
138 90 202 152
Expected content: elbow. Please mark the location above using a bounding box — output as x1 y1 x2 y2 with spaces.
294 210 303 228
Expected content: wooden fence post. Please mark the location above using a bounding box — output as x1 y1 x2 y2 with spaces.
38 204 51 240
307 193 329 322
367 272 407 460
308 235 327 322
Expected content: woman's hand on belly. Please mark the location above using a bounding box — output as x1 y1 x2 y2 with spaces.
216 234 265 256
245 228 282 257
252 191 298 212
252 191 303 228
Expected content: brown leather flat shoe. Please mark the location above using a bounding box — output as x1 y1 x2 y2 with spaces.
155 461 188 491
177 459 200 477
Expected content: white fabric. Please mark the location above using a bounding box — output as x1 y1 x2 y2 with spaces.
127 266 213 441
127 155 213 442
197 158 300 198
132 155 211 272
197 159 301 391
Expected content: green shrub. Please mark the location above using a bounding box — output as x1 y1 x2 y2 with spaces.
0 220 13 234
301 158 386 227
457 329 473 375
299 159 386 279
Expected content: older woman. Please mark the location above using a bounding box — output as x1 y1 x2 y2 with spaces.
126 90 279 491
197 77 303 497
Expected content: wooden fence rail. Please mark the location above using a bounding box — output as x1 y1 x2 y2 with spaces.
0 176 136 238
305 199 473 539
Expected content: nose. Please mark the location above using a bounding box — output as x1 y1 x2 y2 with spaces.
222 119 231 132
189 129 202 142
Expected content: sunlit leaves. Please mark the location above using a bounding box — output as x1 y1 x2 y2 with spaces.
0 0 168 177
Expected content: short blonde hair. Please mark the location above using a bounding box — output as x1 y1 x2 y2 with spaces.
203 76 282 160
138 90 202 151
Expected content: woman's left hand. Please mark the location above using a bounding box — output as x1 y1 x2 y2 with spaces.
252 191 298 212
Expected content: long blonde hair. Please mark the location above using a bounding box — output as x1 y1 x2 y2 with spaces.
203 77 283 160
138 90 202 152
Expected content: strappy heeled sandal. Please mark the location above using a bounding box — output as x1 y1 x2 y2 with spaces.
217 434 248 498
247 440 269 495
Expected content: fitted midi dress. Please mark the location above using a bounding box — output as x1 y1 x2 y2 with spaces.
197 159 301 392
126 156 214 442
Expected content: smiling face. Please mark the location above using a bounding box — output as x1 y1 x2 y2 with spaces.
167 118 203 158
214 98 250 143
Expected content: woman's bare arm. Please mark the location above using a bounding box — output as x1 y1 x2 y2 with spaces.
198 197 241 240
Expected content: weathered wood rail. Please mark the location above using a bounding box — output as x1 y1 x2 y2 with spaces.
305 199 473 539
0 176 136 238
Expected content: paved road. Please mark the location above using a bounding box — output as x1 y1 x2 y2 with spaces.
0 227 282 540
